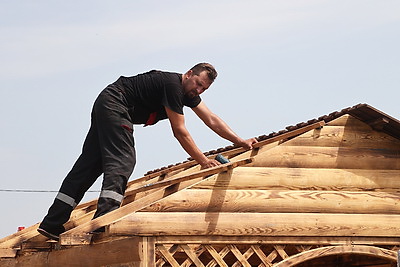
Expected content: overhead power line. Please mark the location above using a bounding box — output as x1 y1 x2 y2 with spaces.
0 189 100 193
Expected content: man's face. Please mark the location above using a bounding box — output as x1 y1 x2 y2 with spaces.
182 70 213 99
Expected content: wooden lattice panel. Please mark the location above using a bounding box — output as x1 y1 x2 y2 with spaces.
155 243 399 267
155 243 320 267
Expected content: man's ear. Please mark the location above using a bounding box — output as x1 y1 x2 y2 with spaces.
185 70 193 78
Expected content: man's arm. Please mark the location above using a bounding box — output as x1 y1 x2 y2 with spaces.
192 101 257 149
165 106 220 169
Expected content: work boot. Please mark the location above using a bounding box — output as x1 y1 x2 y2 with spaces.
37 227 61 241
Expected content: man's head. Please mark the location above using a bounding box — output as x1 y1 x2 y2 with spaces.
182 63 218 98
190 63 218 82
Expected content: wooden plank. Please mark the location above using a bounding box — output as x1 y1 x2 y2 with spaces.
282 125 400 149
110 212 400 237
275 245 397 266
193 167 400 192
60 159 252 245
250 146 400 170
153 235 400 246
140 189 400 214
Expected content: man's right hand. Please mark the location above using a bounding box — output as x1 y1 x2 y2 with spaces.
200 158 221 169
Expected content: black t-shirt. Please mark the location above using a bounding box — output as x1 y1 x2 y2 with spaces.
112 70 201 126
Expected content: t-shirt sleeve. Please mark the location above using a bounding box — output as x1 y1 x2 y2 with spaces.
161 81 185 115
183 95 201 108
160 73 202 114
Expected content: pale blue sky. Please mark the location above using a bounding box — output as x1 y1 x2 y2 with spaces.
0 1 399 238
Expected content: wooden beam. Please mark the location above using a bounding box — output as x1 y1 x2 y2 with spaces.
109 212 400 237
250 146 400 170
153 235 400 246
193 167 400 192
282 125 400 149
60 158 253 245
140 189 400 214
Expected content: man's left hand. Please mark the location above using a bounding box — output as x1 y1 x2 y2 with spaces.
239 138 258 150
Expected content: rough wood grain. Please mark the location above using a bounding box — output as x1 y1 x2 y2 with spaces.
109 212 400 237
153 235 400 246
193 167 400 192
249 146 400 170
140 189 400 214
282 125 400 149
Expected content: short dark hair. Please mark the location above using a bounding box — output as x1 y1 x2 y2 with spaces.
190 63 218 82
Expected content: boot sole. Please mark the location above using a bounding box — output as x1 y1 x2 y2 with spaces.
37 227 60 241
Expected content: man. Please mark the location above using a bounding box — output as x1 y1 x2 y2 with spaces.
38 63 257 241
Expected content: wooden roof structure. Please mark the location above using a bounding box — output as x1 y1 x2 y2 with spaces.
1 103 399 266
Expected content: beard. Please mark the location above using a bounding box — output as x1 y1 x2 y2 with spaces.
184 90 197 99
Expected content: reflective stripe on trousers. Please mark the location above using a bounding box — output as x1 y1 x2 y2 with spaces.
99 190 124 203
56 192 77 208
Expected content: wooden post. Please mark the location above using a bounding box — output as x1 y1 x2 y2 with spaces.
141 237 155 267
397 250 400 267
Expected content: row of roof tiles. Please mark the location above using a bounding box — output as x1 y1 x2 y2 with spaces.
144 103 399 176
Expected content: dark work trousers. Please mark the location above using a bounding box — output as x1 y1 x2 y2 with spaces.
39 86 136 235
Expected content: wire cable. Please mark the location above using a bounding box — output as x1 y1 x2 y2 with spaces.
0 189 100 193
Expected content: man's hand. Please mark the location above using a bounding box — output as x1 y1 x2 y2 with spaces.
238 138 258 150
200 158 221 169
